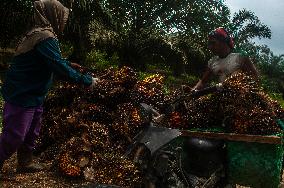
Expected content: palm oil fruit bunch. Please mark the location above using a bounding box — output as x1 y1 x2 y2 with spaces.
142 74 164 89
247 107 281 134
222 72 259 94
99 66 119 80
109 102 151 153
219 72 258 110
91 79 126 104
40 83 87 143
229 107 281 135
83 152 141 187
90 67 139 107
72 101 113 125
113 66 138 89
130 74 165 108
38 144 61 161
82 122 110 151
168 111 187 129
45 82 81 109
58 126 108 178
58 137 88 177
111 103 144 143
185 95 221 129
219 72 283 135
58 152 82 177
40 105 73 146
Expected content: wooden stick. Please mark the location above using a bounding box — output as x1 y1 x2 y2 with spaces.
180 130 282 144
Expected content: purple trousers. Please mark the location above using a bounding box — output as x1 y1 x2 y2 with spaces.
0 102 43 162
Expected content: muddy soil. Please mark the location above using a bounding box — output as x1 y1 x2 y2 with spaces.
1 154 284 188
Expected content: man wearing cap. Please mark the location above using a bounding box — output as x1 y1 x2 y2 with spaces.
192 28 259 90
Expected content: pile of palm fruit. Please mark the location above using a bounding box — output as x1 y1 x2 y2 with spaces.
37 67 284 186
219 72 283 134
37 67 165 187
163 72 284 135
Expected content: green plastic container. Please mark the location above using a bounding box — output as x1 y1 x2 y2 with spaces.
227 139 283 188
165 124 284 187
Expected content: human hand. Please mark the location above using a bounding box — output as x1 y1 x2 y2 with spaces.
70 62 83 72
191 87 199 92
191 84 201 92
215 83 223 91
88 77 100 91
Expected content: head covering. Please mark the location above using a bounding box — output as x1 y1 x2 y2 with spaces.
208 27 234 49
15 0 69 56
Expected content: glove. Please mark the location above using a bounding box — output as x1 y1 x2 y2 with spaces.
89 77 99 90
216 83 223 91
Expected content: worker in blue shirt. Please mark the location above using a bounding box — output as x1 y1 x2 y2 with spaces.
0 0 98 174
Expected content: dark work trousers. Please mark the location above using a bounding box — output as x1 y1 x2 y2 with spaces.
0 102 43 162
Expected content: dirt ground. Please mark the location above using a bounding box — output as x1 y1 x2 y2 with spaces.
0 154 91 188
1 154 284 188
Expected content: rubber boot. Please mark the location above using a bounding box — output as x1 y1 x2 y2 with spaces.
17 146 44 173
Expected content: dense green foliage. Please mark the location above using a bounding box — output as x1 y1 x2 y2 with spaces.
0 0 33 47
229 9 271 46
85 50 119 71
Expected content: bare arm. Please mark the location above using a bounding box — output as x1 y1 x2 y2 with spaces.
240 56 259 80
192 68 212 90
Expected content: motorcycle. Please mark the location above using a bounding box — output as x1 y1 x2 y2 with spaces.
126 84 233 188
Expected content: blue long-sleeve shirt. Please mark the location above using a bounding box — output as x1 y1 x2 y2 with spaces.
1 38 92 107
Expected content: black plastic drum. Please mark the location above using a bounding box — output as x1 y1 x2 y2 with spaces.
183 137 225 177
